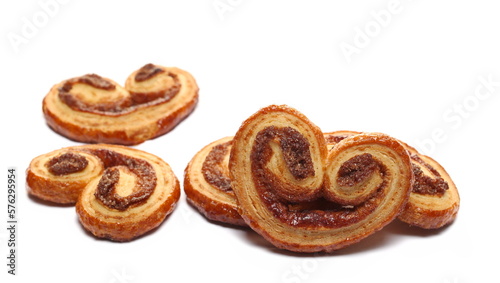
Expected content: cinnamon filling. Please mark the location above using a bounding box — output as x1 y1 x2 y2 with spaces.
259 189 382 228
85 149 156 211
61 74 116 91
251 127 384 228
337 153 378 187
410 155 448 196
411 162 448 196
58 64 180 116
47 152 89 176
202 141 233 193
252 126 315 180
324 134 348 145
135 63 165 82
251 126 318 203
129 73 180 105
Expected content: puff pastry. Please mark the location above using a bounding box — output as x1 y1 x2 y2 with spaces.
398 144 460 229
43 63 199 145
184 136 246 226
26 144 180 241
229 105 413 253
324 131 460 229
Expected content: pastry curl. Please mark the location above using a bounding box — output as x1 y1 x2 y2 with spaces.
320 133 413 251
26 144 180 241
324 131 460 229
184 136 245 226
43 63 198 145
229 105 414 253
27 149 103 204
398 144 460 229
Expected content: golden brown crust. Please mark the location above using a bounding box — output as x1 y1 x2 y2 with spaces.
321 133 413 250
183 136 246 226
76 179 180 242
26 168 88 204
323 130 361 147
26 144 180 241
26 150 104 204
324 131 460 229
228 105 413 253
397 152 460 229
42 64 198 145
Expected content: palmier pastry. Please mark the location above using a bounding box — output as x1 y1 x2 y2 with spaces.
26 144 180 241
229 105 413 253
397 144 460 229
184 136 246 226
43 63 199 145
324 131 460 229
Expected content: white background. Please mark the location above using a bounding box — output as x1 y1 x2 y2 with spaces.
1 1 499 282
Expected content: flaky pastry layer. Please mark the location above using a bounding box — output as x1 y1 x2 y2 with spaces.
43 64 198 145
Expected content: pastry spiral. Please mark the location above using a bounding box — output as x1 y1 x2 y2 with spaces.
43 63 199 145
324 131 460 229
184 136 246 226
27 149 103 204
398 144 460 229
26 144 180 241
229 105 413 253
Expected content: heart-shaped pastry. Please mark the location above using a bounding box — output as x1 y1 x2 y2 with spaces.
228 105 413 253
26 144 180 241
43 63 199 145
